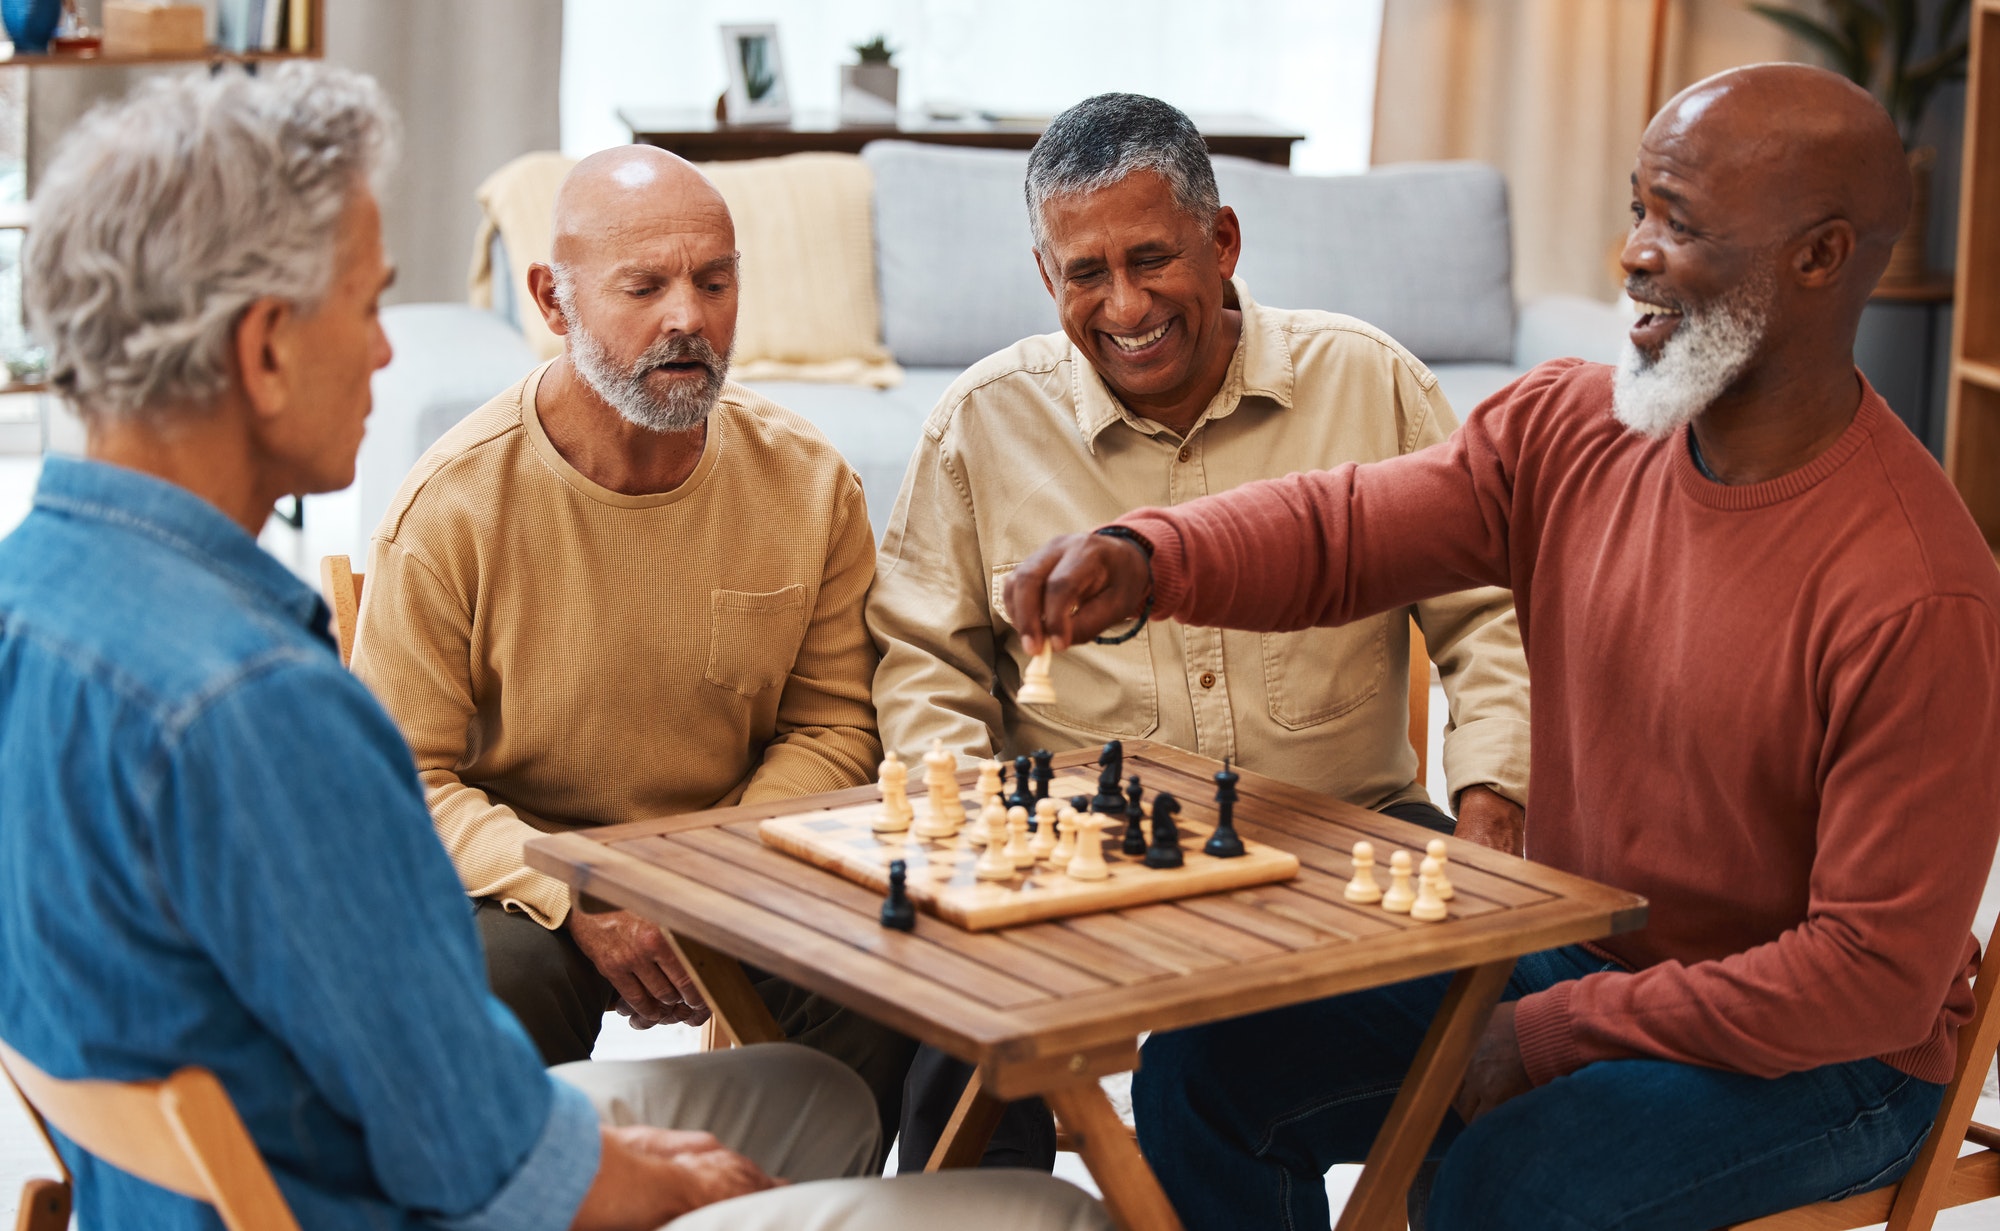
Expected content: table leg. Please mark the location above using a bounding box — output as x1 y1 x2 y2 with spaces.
1042 1080 1184 1231
665 931 784 1046
924 1069 1007 1172
1335 958 1515 1231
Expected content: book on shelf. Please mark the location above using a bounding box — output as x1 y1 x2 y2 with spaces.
216 0 309 53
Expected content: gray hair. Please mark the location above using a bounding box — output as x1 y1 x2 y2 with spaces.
24 63 398 423
1024 93 1220 251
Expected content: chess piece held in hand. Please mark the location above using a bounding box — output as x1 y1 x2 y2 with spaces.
880 860 915 931
872 750 913 833
1019 644 1058 705
1145 792 1185 869
1344 841 1383 903
1203 759 1246 859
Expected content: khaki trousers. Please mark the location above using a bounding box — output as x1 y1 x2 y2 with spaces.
553 1046 1108 1231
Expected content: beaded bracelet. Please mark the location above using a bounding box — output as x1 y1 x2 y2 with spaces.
1091 526 1155 646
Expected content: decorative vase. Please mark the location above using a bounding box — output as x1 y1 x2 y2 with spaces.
1882 146 1936 288
840 63 899 125
1 0 62 53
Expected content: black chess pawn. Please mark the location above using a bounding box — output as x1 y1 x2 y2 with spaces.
1030 749 1054 803
1091 740 1126 814
1204 759 1246 859
880 859 915 931
1145 793 1185 869
1008 754 1036 819
1122 774 1147 856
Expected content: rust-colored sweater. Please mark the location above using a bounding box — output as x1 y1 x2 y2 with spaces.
1120 359 2000 1086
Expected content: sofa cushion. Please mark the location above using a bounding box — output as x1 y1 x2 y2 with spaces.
863 141 1058 368
1217 158 1516 364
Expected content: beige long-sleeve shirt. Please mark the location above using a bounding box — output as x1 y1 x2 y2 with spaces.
354 363 881 927
867 280 1530 810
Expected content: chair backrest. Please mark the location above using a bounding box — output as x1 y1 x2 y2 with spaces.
319 554 364 668
0 1036 302 1231
1407 617 1430 790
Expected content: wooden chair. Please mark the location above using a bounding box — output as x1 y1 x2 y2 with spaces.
319 554 363 668
1408 617 1430 789
0 1036 301 1231
1727 911 2000 1231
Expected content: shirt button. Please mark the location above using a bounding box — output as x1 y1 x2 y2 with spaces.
1177 446 1192 463
1199 671 1217 689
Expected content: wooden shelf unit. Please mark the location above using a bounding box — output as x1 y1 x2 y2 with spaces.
1946 0 2000 564
0 1 323 69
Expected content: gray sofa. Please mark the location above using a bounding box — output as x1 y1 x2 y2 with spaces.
355 142 1627 544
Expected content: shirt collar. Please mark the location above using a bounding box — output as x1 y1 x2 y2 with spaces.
32 456 329 634
1069 277 1297 450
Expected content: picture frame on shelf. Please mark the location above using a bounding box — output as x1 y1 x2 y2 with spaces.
719 23 789 124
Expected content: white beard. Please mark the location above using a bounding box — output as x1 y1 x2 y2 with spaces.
554 271 730 434
1612 275 1771 441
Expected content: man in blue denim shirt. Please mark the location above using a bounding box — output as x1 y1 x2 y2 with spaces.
0 65 1105 1231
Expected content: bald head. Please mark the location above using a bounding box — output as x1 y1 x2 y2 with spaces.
1647 64 1908 271
551 145 733 269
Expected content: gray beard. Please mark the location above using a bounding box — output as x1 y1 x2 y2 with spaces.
566 321 731 435
1612 273 1772 441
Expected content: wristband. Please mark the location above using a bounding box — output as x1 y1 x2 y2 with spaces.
1091 526 1154 645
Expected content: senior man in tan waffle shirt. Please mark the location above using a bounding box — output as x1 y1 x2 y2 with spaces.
869 93 1533 1174
352 145 915 1161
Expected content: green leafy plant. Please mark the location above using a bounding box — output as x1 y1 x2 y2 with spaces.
853 35 894 65
1748 0 1971 144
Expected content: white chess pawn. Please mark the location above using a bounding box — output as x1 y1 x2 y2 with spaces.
1051 805 1080 866
976 759 1004 807
1065 812 1109 880
1344 840 1383 904
1029 798 1060 861
916 739 964 838
1411 856 1449 922
1426 838 1455 900
1005 805 1034 868
872 751 913 833
974 800 1015 880
1382 850 1416 913
1018 644 1058 705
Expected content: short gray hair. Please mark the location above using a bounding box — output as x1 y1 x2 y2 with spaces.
25 63 398 422
1024 93 1220 251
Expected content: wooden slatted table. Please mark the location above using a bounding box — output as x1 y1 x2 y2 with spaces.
527 742 1647 1231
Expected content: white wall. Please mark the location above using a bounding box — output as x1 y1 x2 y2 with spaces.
562 1 1384 173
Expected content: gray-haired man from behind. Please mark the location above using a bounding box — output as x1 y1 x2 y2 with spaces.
0 63 1105 1231
867 92 1534 1171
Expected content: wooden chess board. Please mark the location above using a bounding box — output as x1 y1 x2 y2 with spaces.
758 769 1300 931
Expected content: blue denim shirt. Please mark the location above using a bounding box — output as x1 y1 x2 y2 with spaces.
0 459 600 1230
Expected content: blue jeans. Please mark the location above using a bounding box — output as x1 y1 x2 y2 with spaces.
1134 945 1945 1230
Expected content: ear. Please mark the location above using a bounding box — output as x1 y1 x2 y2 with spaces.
1791 218 1856 289
526 262 571 337
1033 247 1058 301
1212 206 1243 280
233 296 294 419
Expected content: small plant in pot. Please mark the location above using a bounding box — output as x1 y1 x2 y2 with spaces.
841 34 899 125
1748 0 1972 285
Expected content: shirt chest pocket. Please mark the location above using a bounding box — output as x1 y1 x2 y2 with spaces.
705 586 808 697
1261 616 1388 730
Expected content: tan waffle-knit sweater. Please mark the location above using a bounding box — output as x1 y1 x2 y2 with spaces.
353 362 881 927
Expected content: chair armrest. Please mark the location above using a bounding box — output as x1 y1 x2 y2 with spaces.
1512 295 1630 369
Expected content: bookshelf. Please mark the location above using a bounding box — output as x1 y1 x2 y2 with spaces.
0 1 323 69
1946 0 2000 567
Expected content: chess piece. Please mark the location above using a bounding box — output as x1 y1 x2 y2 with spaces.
1051 804 1080 866
976 758 1004 807
880 859 915 930
1065 811 1110 880
1411 856 1449 922
1145 793 1185 869
1344 841 1383 903
1005 805 1034 868
916 740 964 838
1030 749 1054 803
1091 741 1125 814
1382 850 1416 913
1204 759 1246 859
1030 798 1059 861
872 750 914 832
975 801 1014 880
1008 755 1036 816
1426 838 1455 900
1019 644 1058 704
1122 775 1147 856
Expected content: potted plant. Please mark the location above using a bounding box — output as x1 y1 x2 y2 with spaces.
1748 0 1972 285
840 34 899 125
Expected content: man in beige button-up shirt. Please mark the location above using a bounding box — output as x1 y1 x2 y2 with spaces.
867 92 1532 1174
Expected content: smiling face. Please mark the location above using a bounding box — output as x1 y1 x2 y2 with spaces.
1033 170 1241 424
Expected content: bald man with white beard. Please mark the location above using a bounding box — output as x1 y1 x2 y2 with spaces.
352 146 917 1160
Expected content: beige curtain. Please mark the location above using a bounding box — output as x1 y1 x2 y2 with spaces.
1373 0 1811 301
